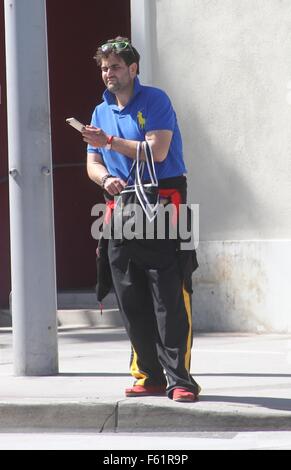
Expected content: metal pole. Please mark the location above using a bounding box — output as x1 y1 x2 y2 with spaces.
4 0 58 375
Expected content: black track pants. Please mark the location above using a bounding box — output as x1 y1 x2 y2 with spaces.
108 238 200 398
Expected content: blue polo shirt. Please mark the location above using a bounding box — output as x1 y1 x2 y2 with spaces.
87 77 187 182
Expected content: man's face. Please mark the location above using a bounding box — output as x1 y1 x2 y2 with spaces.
101 53 135 94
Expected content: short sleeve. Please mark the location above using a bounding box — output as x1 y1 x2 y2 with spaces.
145 89 176 133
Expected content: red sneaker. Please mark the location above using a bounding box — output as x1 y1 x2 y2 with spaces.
125 384 166 397
172 387 198 402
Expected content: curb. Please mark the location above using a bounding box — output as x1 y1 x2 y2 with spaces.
0 310 11 328
1 398 291 432
0 400 117 432
57 308 123 329
1 291 121 329
117 400 291 432
0 308 123 329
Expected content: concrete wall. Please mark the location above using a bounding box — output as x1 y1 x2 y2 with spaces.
137 0 291 331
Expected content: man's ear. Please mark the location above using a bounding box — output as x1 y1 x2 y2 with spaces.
129 62 138 78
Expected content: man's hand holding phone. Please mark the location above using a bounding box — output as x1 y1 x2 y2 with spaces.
82 125 109 148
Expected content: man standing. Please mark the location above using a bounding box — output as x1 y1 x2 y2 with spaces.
83 37 200 402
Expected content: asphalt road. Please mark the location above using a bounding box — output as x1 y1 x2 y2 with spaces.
1 430 291 450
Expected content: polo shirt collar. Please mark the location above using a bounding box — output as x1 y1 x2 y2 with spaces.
103 77 142 108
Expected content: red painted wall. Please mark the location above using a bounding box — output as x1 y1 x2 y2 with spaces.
0 0 10 308
46 0 131 291
0 0 131 306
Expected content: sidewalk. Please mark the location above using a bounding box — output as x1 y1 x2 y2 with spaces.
1 324 291 432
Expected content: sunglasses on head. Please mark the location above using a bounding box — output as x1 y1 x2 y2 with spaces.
101 41 135 57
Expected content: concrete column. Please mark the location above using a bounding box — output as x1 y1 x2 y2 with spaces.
4 0 58 375
130 0 153 85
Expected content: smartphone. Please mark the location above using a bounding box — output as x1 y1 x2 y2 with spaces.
66 117 85 132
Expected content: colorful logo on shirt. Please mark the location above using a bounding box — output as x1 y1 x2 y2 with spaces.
137 111 146 130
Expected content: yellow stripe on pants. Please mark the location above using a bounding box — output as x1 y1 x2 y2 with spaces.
183 287 192 372
130 347 149 386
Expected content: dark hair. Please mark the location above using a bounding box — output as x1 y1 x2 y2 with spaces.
94 36 140 74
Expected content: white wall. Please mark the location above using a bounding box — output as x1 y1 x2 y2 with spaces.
132 0 291 331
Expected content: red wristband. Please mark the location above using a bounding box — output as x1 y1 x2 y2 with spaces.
105 135 114 150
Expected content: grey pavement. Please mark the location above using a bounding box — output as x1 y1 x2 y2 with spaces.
1 320 291 433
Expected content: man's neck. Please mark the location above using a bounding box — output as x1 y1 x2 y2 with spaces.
115 82 135 108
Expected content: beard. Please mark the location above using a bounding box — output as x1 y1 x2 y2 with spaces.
106 79 122 94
